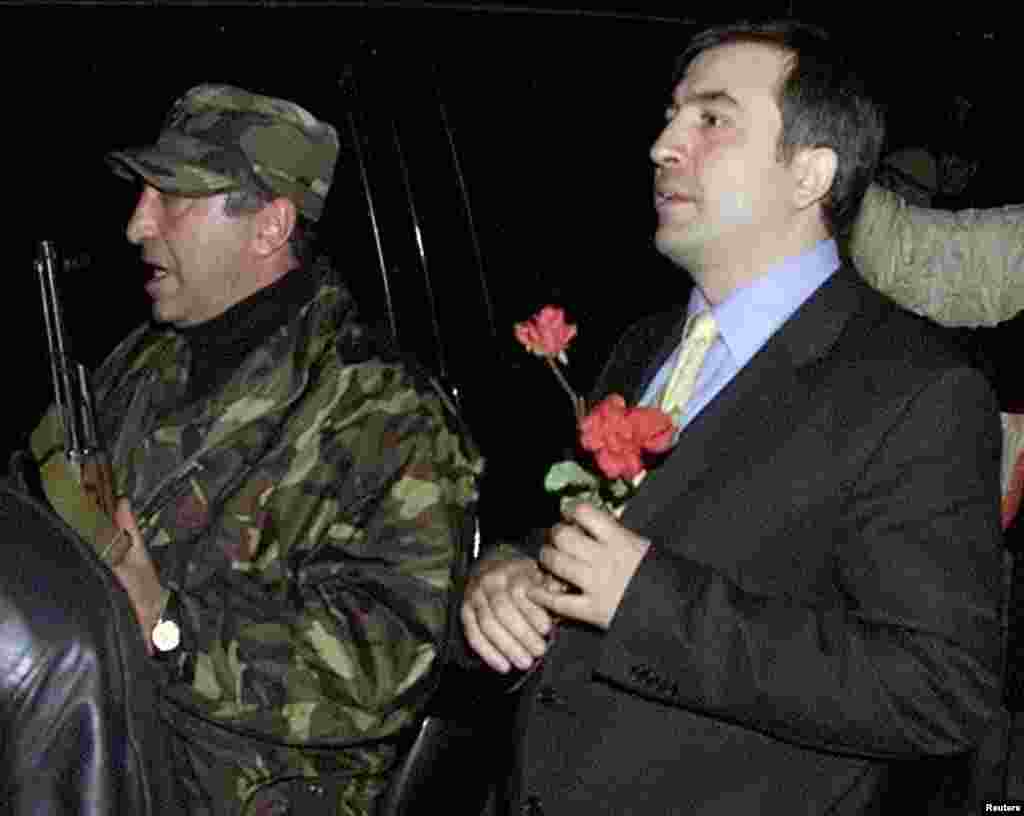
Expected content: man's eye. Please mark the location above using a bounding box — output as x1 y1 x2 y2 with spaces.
160 191 187 209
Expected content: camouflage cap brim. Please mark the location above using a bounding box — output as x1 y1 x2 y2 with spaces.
107 147 240 197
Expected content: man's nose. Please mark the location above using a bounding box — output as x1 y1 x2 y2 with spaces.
125 186 160 245
650 121 692 169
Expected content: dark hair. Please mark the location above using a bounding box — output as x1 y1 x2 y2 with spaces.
674 20 885 237
222 184 317 267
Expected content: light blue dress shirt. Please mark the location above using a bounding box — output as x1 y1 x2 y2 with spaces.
640 239 841 432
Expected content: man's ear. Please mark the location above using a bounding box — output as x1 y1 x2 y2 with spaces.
252 197 297 258
792 146 838 211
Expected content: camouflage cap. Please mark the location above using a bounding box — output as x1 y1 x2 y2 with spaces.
107 84 339 221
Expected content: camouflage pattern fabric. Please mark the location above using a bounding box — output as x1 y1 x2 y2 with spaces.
31 271 483 815
107 84 339 222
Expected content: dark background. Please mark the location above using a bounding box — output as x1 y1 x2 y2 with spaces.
7 2 1022 540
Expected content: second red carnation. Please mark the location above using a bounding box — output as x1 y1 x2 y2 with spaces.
579 394 675 481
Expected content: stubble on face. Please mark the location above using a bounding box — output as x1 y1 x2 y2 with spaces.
141 194 254 328
655 186 759 268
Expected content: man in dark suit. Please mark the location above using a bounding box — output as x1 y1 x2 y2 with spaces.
462 20 1006 815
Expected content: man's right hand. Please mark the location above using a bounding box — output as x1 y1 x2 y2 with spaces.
461 553 556 673
107 499 166 655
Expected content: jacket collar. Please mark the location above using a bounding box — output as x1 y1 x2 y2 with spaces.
100 278 354 476
619 264 865 532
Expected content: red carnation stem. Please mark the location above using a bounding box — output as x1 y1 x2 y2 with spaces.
546 357 585 424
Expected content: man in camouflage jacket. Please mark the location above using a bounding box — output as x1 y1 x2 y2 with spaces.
28 84 482 815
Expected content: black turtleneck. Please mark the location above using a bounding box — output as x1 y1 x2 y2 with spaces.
178 267 317 405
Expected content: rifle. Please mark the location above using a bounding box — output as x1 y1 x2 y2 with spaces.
35 240 120 541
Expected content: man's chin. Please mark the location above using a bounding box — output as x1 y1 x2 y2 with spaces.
655 228 704 268
150 300 182 327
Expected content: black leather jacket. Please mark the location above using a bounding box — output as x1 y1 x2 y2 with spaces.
0 479 181 814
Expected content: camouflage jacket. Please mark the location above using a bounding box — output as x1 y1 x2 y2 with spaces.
31 273 483 815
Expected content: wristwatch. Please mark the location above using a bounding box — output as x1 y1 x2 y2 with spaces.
151 588 180 653
152 618 180 652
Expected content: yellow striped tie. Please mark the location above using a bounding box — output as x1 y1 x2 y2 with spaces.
659 310 719 421
627 311 718 497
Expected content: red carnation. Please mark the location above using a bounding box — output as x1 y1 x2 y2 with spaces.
579 394 674 481
516 305 678 511
514 306 578 362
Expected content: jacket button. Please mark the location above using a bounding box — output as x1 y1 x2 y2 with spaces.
522 794 544 815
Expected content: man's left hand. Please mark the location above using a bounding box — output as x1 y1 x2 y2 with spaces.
529 502 650 630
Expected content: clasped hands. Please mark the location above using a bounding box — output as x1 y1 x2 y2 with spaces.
461 502 650 673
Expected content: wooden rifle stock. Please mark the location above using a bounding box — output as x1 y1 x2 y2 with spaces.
79 449 118 520
35 241 120 541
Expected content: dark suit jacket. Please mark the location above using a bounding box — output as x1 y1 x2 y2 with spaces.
506 266 1006 815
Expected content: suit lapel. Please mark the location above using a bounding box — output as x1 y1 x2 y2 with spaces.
620 266 865 533
589 306 689 410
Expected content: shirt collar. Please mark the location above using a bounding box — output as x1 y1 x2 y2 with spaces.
687 239 840 370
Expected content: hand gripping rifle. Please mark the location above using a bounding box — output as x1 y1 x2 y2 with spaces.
35 240 120 532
